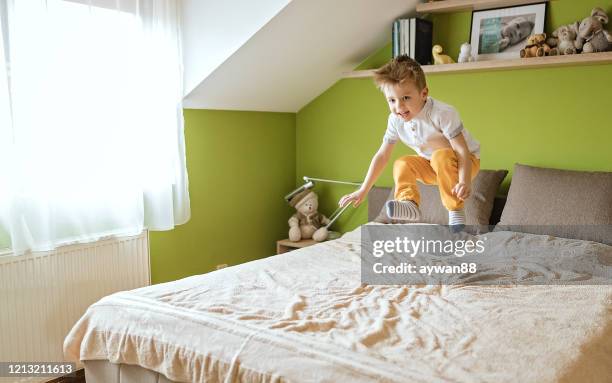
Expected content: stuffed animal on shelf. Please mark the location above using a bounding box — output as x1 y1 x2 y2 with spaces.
457 43 474 63
520 33 553 58
288 189 330 242
432 45 454 64
547 22 582 55
578 7 612 53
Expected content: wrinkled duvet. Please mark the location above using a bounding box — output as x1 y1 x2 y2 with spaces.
64 225 612 383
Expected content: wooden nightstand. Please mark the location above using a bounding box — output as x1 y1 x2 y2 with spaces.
276 239 318 254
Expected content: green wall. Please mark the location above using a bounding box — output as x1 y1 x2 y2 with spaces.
297 0 612 233
149 109 295 283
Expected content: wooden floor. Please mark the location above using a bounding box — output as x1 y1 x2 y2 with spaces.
46 369 85 383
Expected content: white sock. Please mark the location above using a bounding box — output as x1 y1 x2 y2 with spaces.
385 200 421 221
448 209 466 226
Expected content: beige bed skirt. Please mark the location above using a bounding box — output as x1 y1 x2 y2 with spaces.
84 360 177 383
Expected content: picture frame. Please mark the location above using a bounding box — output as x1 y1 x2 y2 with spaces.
470 3 547 61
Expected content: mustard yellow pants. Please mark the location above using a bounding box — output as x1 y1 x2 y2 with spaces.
393 148 480 211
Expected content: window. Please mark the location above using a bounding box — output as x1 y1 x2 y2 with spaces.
0 0 189 255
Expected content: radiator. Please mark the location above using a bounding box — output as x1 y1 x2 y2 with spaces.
0 232 150 374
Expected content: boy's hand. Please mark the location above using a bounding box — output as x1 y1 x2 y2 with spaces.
339 188 368 208
451 182 471 201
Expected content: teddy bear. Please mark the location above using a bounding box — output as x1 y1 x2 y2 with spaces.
520 33 553 58
547 22 582 55
288 189 330 242
578 7 612 53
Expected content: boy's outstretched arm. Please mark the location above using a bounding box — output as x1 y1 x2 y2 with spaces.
338 142 395 208
449 133 472 201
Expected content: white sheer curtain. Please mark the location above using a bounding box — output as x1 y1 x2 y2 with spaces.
0 0 190 255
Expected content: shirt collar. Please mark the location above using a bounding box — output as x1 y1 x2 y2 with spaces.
411 96 433 122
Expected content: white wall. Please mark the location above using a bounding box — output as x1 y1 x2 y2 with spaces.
181 0 291 96
182 0 418 112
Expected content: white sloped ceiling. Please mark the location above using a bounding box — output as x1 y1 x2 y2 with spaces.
182 0 419 113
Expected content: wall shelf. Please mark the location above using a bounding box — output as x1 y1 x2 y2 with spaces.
343 51 612 78
416 0 548 14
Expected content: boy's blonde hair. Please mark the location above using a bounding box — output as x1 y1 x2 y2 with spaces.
373 55 427 91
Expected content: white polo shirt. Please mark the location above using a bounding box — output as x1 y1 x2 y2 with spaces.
383 97 480 160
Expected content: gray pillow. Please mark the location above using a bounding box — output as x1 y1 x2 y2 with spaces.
374 169 508 226
498 164 612 244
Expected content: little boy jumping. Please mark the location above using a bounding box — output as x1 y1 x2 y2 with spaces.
339 55 480 227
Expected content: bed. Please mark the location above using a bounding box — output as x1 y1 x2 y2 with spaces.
64 166 612 383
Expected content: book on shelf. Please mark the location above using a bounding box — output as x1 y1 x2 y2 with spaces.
392 18 433 65
392 20 399 57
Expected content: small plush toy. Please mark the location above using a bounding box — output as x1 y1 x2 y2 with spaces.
432 45 455 64
578 7 612 53
547 22 582 55
457 43 474 63
288 189 330 242
520 33 552 58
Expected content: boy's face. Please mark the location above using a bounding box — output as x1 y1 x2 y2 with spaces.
383 80 428 122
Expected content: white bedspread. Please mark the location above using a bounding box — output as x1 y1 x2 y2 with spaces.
64 225 612 383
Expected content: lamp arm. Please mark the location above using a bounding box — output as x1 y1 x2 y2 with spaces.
325 203 351 229
287 176 363 230
303 176 361 186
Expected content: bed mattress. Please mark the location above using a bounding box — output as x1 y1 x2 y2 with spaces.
64 225 612 383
